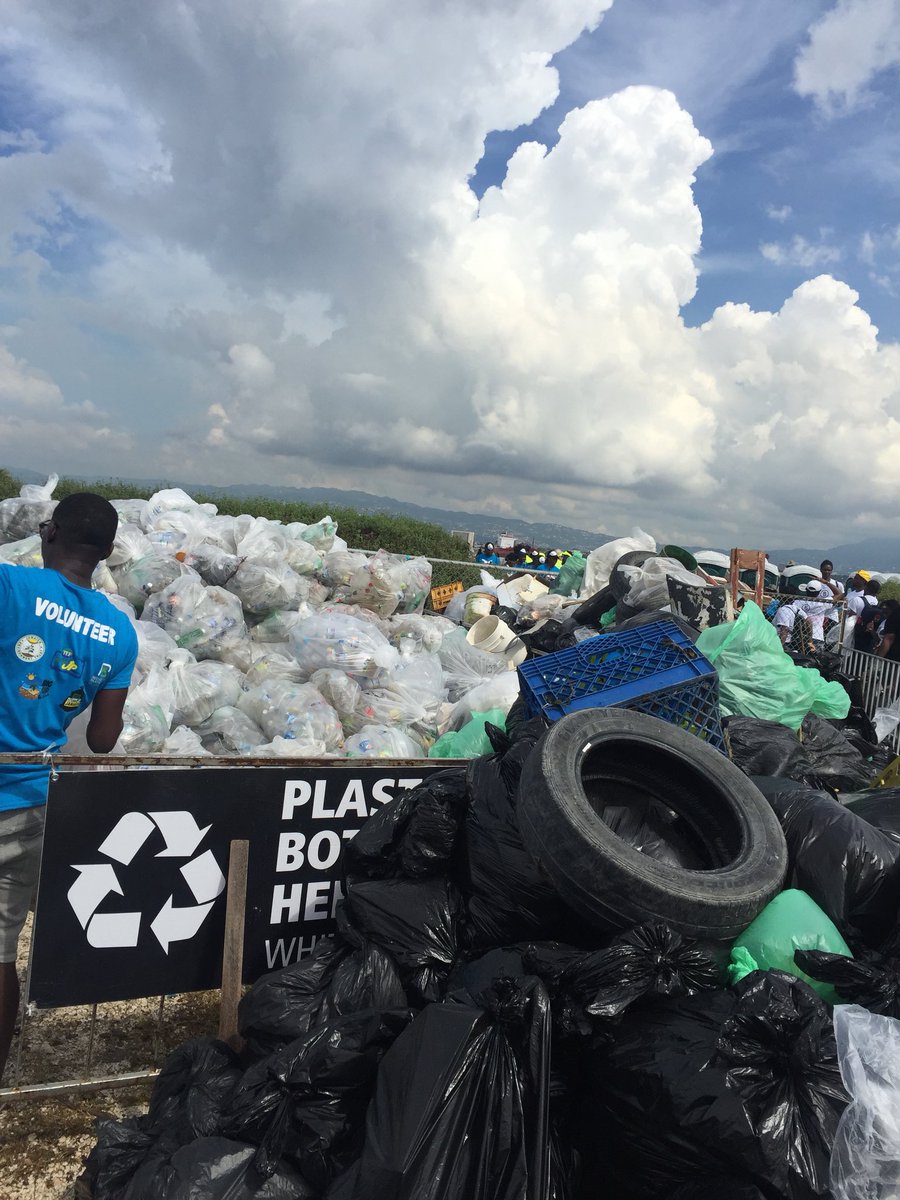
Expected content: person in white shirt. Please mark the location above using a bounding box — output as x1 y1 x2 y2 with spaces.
774 582 833 648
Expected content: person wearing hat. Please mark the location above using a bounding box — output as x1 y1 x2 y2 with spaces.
774 582 832 648
845 571 872 613
475 542 500 565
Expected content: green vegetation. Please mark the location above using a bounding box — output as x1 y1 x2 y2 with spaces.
0 467 20 499
878 580 900 604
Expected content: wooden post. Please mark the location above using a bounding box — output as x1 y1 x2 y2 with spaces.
218 839 249 1051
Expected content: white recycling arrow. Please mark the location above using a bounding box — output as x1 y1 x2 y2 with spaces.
98 812 155 865
181 849 226 905
67 864 124 929
149 811 211 858
150 897 216 954
87 910 142 948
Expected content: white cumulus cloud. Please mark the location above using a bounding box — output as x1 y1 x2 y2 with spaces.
794 0 900 113
0 1 898 545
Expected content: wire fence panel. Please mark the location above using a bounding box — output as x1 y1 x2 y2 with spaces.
841 647 900 755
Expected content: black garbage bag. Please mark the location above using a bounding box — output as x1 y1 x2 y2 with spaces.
844 787 900 843
461 725 582 950
726 718 815 781
238 920 407 1060
767 788 900 946
728 717 876 793
670 1183 768 1200
795 941 900 1017
342 769 467 883
83 1039 242 1200
223 1007 413 1189
579 971 846 1200
334 975 553 1200
342 876 460 1004
81 1116 158 1200
524 924 719 1032
800 714 876 792
124 1136 314 1200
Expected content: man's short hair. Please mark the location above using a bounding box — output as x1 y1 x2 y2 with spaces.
51 493 118 552
865 579 882 596
820 559 833 571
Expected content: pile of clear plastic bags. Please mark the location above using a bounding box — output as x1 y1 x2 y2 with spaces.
0 476 530 758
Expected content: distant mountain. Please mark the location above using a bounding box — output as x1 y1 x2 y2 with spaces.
768 538 900 574
6 467 613 553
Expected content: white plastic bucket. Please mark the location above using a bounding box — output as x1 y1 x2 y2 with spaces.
467 615 516 654
463 591 496 626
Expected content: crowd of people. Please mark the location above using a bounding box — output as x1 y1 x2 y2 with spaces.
760 560 899 659
474 541 569 572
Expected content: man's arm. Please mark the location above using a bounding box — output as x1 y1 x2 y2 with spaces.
86 688 128 753
878 633 895 659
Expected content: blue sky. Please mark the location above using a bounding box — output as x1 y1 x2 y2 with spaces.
472 0 900 339
0 0 899 546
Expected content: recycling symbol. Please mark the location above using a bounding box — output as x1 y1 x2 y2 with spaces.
66 812 226 954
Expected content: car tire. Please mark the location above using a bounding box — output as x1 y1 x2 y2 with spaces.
518 709 787 940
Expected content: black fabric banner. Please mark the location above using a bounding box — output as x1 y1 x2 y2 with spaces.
29 764 445 1007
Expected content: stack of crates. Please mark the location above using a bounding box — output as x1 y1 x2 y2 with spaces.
517 620 725 751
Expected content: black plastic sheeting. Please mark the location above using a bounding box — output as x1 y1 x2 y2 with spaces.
766 787 900 946
327 976 552 1200
237 919 407 1062
726 714 879 793
578 971 847 1200
461 721 583 950
524 923 719 1030
844 787 900 843
795 938 900 1018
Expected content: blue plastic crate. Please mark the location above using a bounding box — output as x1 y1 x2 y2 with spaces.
517 621 725 750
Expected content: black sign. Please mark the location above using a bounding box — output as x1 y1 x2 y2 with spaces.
29 764 445 1007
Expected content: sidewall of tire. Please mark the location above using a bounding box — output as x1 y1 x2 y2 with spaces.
518 709 787 940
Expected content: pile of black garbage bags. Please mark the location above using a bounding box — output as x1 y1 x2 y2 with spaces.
82 707 900 1200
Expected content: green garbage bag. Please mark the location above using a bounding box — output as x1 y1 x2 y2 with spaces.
553 551 586 597
728 889 852 1002
696 601 850 727
429 709 507 759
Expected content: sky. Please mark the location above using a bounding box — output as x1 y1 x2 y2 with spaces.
0 0 899 548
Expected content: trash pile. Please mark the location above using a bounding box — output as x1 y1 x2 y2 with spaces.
4 478 887 1195
1 480 875 762
80 700 900 1199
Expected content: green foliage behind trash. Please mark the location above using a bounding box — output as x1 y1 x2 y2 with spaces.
0 467 21 499
878 580 900 603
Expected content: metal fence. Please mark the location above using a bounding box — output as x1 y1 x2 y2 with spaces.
841 646 900 755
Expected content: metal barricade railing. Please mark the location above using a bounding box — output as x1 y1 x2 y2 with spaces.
841 647 900 755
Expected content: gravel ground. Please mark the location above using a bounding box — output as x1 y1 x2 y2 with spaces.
0 917 221 1200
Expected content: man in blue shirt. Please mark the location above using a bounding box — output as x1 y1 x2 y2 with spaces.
0 492 137 1078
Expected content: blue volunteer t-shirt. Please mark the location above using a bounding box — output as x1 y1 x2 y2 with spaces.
0 564 138 810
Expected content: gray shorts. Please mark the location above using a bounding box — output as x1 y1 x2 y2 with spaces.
0 806 45 963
